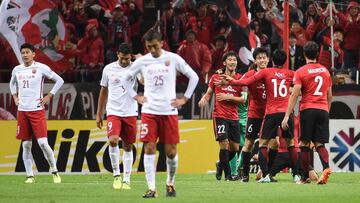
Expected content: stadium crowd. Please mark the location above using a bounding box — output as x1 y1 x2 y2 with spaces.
0 0 359 84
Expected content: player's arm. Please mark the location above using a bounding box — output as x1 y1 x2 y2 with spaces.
327 88 332 111
281 84 301 130
96 86 108 129
228 72 262 86
9 69 19 106
172 55 199 108
123 60 144 104
198 87 214 107
216 93 245 104
42 68 64 106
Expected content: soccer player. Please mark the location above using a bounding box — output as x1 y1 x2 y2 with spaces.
96 43 137 190
222 48 268 182
198 51 245 181
9 43 64 183
123 30 199 198
216 49 299 183
282 41 332 184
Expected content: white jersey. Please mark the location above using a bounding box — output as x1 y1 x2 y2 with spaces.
9 61 64 111
101 61 138 117
127 50 197 115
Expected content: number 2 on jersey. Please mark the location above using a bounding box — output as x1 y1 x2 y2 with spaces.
313 75 323 96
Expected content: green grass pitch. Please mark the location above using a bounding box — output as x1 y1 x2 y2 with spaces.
0 173 360 203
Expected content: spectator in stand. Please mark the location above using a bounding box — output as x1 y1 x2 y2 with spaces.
186 1 214 47
211 35 229 72
250 19 270 51
77 19 104 81
106 5 131 63
303 2 322 27
316 19 344 72
66 1 89 37
288 1 304 24
253 5 272 46
160 3 186 53
343 1 360 80
177 30 212 83
262 0 282 52
288 33 305 71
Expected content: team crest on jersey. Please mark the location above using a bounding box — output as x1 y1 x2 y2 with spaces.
32 68 37 74
165 60 170 66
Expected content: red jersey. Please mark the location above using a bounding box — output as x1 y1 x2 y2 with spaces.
293 63 332 112
241 70 266 119
209 73 242 120
230 68 294 115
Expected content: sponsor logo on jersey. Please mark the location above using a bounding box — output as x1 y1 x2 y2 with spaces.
222 85 237 93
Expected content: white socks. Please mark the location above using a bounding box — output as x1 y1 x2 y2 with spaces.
123 150 133 183
22 141 34 177
109 145 120 176
144 154 156 191
166 154 178 185
37 138 58 173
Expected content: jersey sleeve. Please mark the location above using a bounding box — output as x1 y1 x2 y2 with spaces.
9 68 18 95
100 67 108 87
208 74 216 90
293 70 302 86
41 64 56 79
127 58 143 78
174 54 194 75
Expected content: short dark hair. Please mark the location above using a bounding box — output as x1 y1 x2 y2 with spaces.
117 43 132 54
289 33 296 39
144 29 162 42
303 41 319 60
20 43 35 52
214 35 226 43
222 51 238 62
272 49 287 66
253 47 269 59
334 28 343 34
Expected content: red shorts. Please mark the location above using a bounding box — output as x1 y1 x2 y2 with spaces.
16 110 47 140
107 115 137 144
140 113 179 144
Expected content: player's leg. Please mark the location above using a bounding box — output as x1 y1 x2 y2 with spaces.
160 115 180 197
17 111 35 183
228 120 240 179
267 138 278 173
315 111 331 184
299 109 314 183
140 113 158 198
236 119 246 176
214 118 232 180
106 116 122 189
282 114 299 182
120 116 137 189
269 152 290 178
31 110 60 183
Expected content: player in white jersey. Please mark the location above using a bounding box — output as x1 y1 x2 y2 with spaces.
9 43 64 184
96 43 138 190
123 30 199 198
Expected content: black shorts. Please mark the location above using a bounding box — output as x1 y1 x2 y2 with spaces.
300 109 329 144
245 118 263 140
269 152 300 176
213 117 240 143
261 113 294 140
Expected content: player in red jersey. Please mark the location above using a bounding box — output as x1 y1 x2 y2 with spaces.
282 41 332 184
225 48 269 182
199 51 245 181
216 49 299 183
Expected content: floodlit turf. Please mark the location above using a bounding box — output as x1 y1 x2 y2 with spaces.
0 173 360 203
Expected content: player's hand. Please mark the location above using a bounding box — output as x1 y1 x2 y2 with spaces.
281 116 289 131
198 97 208 107
171 97 188 108
216 93 229 101
41 93 52 106
13 97 19 106
96 114 103 129
134 95 147 105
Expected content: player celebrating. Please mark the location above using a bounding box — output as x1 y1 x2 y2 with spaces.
198 51 245 181
9 43 64 183
123 30 199 198
282 41 332 184
96 43 137 190
216 49 299 183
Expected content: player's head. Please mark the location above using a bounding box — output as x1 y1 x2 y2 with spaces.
303 41 319 61
144 29 163 58
20 43 35 65
222 51 238 72
272 49 287 67
117 43 132 67
253 47 269 69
